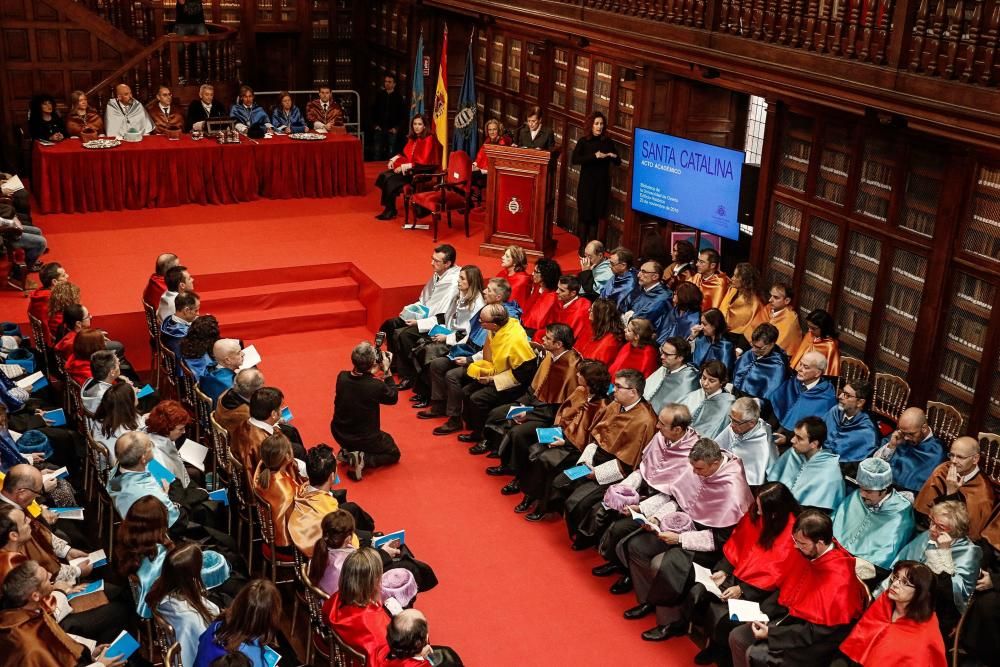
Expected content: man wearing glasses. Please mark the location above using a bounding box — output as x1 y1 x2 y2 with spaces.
873 406 946 494
731 323 790 402
598 246 638 310
643 337 700 414
622 260 672 331
914 435 994 540
715 397 777 487
821 380 879 478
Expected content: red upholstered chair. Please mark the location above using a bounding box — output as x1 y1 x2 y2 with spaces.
409 150 474 241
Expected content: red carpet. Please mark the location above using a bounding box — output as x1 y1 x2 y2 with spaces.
0 165 700 665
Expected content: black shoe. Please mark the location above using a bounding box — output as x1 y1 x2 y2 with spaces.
641 621 686 642
514 496 535 513
375 209 389 219
376 208 397 220
570 541 590 551
609 575 633 595
411 399 430 409
409 394 425 402
396 378 413 390
591 561 621 577
525 509 548 521
485 450 501 459
693 645 717 665
417 408 445 420
432 417 462 435
486 465 513 476
501 480 521 496
623 603 655 620
468 442 490 455
457 433 482 443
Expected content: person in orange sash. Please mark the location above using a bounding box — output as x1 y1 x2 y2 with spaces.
145 86 186 135
494 244 530 308
252 432 303 551
690 248 731 312
839 561 947 667
64 90 104 138
577 297 626 366
374 113 442 220
766 281 803 360
789 309 841 377
720 262 768 342
914 436 994 540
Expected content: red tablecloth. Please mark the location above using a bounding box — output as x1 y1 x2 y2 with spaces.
32 133 366 213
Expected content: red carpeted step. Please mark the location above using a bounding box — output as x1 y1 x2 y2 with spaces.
200 276 359 318
220 298 366 340
194 262 354 291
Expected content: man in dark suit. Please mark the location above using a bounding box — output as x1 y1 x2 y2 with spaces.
185 83 228 132
513 105 555 150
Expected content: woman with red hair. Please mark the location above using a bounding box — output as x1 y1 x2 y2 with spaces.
145 399 196 486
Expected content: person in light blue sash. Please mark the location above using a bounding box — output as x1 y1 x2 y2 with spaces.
767 415 845 511
731 322 789 400
833 457 915 580
689 308 736 373
767 350 838 433
874 500 981 632
873 406 946 494
107 431 180 527
269 91 306 134
715 397 776 486
678 360 735 440
822 380 879 476
599 246 638 310
643 336 700 414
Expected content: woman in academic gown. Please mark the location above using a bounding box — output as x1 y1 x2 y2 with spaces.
679 360 736 440
374 113 442 220
520 258 561 337
688 308 737 374
789 308 841 377
658 281 703 344
64 90 104 137
577 297 626 366
839 561 947 667
269 91 306 134
252 432 304 550
609 317 659 377
495 244 530 307
322 548 391 664
571 110 621 254
473 118 513 190
719 262 768 342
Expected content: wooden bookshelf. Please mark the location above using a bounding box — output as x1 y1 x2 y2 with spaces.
551 48 568 108
835 230 881 358
777 117 814 192
898 148 943 238
571 54 590 115
961 164 1000 265
854 137 895 222
592 60 612 116
934 272 994 425
764 200 803 287
506 38 522 94
816 125 852 205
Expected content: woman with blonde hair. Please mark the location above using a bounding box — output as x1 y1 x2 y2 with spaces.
473 118 512 186
65 90 104 137
322 548 390 663
252 432 303 549
496 245 530 306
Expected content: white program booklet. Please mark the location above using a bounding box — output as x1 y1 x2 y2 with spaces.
728 599 770 623
693 563 724 598
238 344 261 371
179 440 210 472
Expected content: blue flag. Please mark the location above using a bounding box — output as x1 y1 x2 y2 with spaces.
410 32 425 121
452 33 478 159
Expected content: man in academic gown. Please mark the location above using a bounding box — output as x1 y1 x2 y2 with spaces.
379 609 465 667
614 438 753 641
287 445 351 557
230 85 272 136
145 86 186 134
483 323 581 467
766 350 837 433
306 86 345 133
159 291 200 362
185 83 228 132
643 337 700 414
832 457 915 580
622 261 672 330
199 339 243 404
822 380 879 477
546 369 657 530
599 247 638 309
690 248 731 312
103 83 153 136
106 432 180 527
728 510 868 667
230 386 306 472
766 281 803 359
142 253 177 308
873 406 946 494
214 368 262 436
732 323 790 401
532 275 591 344
715 397 777 487
767 416 846 511
915 436 994 539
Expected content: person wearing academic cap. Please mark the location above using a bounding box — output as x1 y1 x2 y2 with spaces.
766 416 845 512
821 380 880 478
832 457 915 583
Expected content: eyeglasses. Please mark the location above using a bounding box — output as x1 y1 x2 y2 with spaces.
889 574 914 588
838 390 857 398
638 269 659 275
660 351 679 357
730 417 756 426
613 384 632 391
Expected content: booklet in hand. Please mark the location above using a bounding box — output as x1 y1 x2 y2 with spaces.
105 630 141 661
42 409 66 427
15 370 46 392
693 563 724 598
535 427 564 444
147 458 176 485
263 645 282 667
728 599 769 623
67 579 104 600
280 406 293 422
208 488 230 506
135 384 155 399
505 405 535 420
628 507 655 528
44 466 70 480
178 440 209 472
238 344 262 371
562 464 591 481
373 529 406 549
50 507 84 520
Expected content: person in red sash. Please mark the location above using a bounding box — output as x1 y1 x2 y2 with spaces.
839 560 946 667
374 114 442 220
728 509 867 667
577 297 626 366
323 547 391 664
472 119 512 191
532 275 591 344
495 245 530 307
520 258 561 338
609 318 659 377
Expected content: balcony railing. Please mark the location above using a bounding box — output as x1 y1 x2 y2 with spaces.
73 0 165 44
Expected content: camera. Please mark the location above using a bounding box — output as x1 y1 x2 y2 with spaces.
374 331 387 365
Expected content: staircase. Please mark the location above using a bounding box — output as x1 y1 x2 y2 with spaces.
194 263 368 342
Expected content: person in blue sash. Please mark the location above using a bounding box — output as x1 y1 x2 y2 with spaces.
269 91 305 134
833 457 915 584
107 431 180 527
688 308 736 373
230 85 273 137
731 322 790 401
766 415 845 511
715 397 777 487
822 380 879 478
200 339 244 405
599 246 638 310
872 406 946 494
658 282 702 344
622 260 672 330
767 350 838 435
160 291 200 363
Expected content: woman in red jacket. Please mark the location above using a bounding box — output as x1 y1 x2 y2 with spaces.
65 327 106 385
609 317 659 376
577 297 625 365
520 257 561 337
323 547 391 664
495 244 530 307
374 113 442 220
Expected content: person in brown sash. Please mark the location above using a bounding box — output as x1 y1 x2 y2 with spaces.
146 86 186 135
915 435 995 540
64 91 104 138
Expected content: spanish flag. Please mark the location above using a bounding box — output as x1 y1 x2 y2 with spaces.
432 24 448 168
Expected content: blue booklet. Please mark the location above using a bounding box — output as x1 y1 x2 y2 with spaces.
208 488 229 506
428 324 453 337
263 645 281 667
373 529 406 549
67 579 104 600
135 384 155 399
50 506 84 520
42 408 66 427
147 458 176 485
30 376 49 392
535 427 564 444
562 464 592 481
7 355 34 373
280 406 293 422
105 630 141 660
506 405 535 419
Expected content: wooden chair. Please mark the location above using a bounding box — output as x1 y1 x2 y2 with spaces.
836 356 870 395
870 372 910 424
163 643 181 667
26 313 48 373
402 168 444 230
926 401 964 448
84 434 113 540
141 299 161 389
331 627 368 667
127 575 155 663
157 339 178 398
408 150 474 241
151 614 176 667
228 453 257 574
950 592 976 667
978 432 1000 490
207 412 231 490
177 361 199 437
252 489 298 585
297 562 331 666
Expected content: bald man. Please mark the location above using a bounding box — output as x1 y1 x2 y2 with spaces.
379 608 465 666
874 407 947 494
914 435 993 538
200 338 245 402
103 83 153 136
765 350 838 433
143 252 178 307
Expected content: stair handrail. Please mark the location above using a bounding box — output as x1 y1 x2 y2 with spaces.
72 0 166 43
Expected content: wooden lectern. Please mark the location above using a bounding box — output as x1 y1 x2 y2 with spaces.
480 145 559 257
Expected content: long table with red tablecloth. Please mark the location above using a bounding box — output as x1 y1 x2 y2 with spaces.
32 133 366 214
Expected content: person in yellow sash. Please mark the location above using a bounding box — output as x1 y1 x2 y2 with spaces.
766 281 804 359
720 262 769 342
690 248 731 312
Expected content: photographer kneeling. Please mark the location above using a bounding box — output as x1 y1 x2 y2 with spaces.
331 341 400 481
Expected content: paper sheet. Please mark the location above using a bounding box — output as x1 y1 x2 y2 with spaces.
179 440 209 472
14 370 43 389
693 563 724 598
728 599 769 623
238 344 261 371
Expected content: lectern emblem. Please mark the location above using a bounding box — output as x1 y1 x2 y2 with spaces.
507 197 522 215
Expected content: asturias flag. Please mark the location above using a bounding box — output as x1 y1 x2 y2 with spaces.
452 31 478 161
432 24 448 168
409 32 425 121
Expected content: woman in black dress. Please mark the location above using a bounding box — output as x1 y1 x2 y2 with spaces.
28 94 65 142
571 110 621 255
